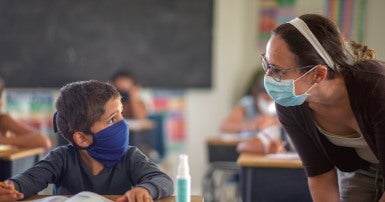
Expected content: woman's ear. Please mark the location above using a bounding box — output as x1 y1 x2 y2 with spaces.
73 131 93 148
313 65 328 83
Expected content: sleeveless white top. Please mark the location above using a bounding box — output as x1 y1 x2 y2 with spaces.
315 123 379 164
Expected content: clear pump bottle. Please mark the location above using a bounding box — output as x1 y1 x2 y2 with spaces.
176 154 191 202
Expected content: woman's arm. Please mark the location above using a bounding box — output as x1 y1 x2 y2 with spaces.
308 168 339 202
0 114 51 149
220 104 279 133
236 137 284 154
220 105 249 133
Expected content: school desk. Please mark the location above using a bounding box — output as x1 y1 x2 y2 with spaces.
206 136 241 162
0 146 44 181
25 195 204 202
237 153 311 202
204 136 242 201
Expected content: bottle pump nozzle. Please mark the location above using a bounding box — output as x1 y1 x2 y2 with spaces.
177 154 190 176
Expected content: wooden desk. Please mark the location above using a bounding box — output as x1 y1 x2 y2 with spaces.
206 136 241 162
25 195 204 202
237 153 311 202
237 153 303 168
0 147 44 181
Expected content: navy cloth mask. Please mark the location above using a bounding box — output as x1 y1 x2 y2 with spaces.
264 67 317 107
87 119 129 168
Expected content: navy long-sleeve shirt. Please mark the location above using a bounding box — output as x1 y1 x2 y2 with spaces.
10 145 173 199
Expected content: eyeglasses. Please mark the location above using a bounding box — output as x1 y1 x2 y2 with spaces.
260 54 314 82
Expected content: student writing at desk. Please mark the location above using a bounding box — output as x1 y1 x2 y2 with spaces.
110 69 147 119
0 80 173 202
220 71 287 154
0 77 51 149
262 14 385 201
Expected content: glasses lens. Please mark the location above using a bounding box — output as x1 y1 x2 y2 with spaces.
269 66 280 75
261 55 281 81
261 55 269 72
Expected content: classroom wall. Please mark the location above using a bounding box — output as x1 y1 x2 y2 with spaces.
184 0 385 195
183 0 258 194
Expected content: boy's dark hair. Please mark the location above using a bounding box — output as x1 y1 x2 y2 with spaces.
54 80 120 145
110 69 136 84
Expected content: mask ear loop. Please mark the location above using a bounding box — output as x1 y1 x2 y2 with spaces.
53 111 94 149
53 112 71 133
53 112 58 133
293 65 319 96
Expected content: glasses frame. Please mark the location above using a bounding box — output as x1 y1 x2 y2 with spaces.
260 54 314 82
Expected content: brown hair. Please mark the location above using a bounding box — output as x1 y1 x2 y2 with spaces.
55 80 120 144
273 14 375 79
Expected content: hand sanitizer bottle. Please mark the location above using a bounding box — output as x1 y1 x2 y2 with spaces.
176 154 191 202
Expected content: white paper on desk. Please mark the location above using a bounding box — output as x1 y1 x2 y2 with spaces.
265 152 299 160
66 191 113 202
28 195 69 202
29 191 113 202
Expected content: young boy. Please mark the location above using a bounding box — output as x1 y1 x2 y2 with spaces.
0 80 173 201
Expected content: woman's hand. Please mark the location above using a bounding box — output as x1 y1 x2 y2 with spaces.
268 140 285 154
115 187 153 202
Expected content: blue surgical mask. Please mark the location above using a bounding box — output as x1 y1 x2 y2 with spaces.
87 119 129 168
264 68 317 107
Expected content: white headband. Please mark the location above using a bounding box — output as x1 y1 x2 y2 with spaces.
288 18 336 70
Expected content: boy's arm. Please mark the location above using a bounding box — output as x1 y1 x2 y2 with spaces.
10 148 65 198
128 147 173 199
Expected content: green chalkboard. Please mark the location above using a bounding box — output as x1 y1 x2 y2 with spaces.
0 0 213 88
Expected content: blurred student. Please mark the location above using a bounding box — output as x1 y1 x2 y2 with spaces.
220 72 286 154
0 80 173 201
110 70 147 119
0 77 51 149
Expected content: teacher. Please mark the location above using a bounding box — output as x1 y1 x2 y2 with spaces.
262 14 385 202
